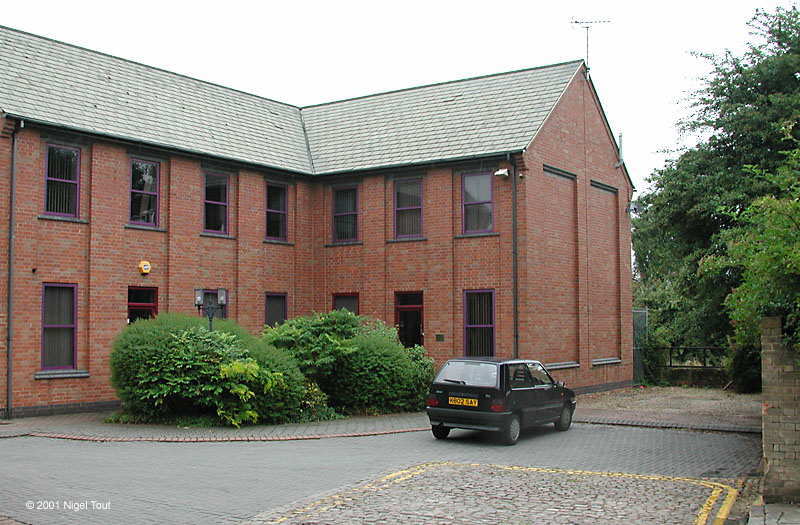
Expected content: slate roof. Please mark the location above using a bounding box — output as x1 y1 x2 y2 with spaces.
0 25 582 175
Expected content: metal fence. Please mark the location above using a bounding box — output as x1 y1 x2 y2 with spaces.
658 347 725 369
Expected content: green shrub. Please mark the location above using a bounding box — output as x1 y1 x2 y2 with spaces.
111 313 309 426
262 309 360 383
325 327 435 413
262 312 435 414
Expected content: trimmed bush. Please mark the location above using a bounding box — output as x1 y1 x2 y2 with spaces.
263 312 435 414
111 313 308 426
262 309 360 383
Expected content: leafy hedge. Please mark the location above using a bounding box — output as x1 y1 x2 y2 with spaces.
262 311 434 413
110 313 310 426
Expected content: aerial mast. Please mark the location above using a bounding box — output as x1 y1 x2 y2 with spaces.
569 18 611 69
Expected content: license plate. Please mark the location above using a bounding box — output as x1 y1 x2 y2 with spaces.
448 396 478 407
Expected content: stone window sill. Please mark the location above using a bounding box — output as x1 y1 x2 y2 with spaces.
325 241 363 247
200 232 236 240
387 237 427 244
264 239 294 246
545 361 580 370
37 215 88 224
126 224 167 232
455 232 500 239
592 358 622 367
35 369 90 380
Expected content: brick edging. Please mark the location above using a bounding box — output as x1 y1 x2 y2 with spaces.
1 426 430 443
574 417 761 434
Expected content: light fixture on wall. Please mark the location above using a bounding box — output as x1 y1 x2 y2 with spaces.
194 288 227 331
493 168 510 177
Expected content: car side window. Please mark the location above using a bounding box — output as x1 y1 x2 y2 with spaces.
508 364 533 389
527 363 553 385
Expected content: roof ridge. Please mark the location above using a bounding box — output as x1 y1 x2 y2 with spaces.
0 24 302 111
300 59 584 110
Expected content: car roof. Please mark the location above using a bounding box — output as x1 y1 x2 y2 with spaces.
445 357 543 366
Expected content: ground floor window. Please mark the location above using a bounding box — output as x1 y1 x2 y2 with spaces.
464 289 494 357
395 292 423 347
333 293 359 314
128 287 158 324
265 293 287 326
42 283 76 369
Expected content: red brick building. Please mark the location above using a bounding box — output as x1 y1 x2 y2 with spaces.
0 26 633 417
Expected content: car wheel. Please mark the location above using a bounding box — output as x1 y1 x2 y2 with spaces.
501 415 521 445
431 425 450 440
555 404 573 431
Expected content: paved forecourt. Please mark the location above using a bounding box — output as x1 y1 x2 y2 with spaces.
0 423 760 525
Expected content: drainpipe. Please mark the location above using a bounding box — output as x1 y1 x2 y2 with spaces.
5 118 18 419
508 153 519 359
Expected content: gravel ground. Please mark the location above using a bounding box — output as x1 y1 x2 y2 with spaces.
577 386 761 428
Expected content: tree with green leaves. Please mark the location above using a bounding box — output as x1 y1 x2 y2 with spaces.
633 6 800 388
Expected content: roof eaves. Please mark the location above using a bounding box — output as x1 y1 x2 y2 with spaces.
313 149 524 177
5 113 314 176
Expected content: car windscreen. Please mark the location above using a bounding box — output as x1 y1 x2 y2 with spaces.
435 361 498 387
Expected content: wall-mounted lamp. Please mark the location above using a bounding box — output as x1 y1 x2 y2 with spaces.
493 168 510 177
195 288 227 330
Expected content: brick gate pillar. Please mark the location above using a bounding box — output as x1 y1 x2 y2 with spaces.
761 316 800 502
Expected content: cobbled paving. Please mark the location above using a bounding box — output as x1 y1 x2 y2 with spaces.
250 462 737 525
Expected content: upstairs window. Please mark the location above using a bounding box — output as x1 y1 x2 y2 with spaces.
394 178 422 238
204 173 228 233
462 173 493 233
45 145 80 217
42 283 76 370
266 184 288 241
332 187 358 242
130 159 159 226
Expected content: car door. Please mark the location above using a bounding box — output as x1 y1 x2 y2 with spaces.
527 362 562 421
505 363 536 427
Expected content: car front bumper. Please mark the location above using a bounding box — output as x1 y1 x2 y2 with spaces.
426 407 513 432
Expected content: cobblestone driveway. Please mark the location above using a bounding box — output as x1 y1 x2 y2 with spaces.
0 424 760 524
251 462 739 525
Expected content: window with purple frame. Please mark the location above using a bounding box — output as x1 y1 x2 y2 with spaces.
204 173 229 233
462 173 493 233
464 290 494 357
45 145 80 217
42 283 76 369
394 178 422 238
333 293 359 314
130 159 159 226
266 184 288 240
265 293 287 326
332 187 357 242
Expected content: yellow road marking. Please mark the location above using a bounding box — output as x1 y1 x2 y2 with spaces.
266 461 739 524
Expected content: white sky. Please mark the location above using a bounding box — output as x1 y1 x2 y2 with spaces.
3 0 790 193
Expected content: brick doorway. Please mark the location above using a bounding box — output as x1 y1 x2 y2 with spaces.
395 292 423 348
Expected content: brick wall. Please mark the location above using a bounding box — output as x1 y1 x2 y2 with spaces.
1 67 634 414
761 316 800 502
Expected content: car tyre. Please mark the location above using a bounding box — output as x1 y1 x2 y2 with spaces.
555 404 573 431
501 415 521 445
432 425 450 440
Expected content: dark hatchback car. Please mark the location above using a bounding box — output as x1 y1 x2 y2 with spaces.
425 358 576 445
